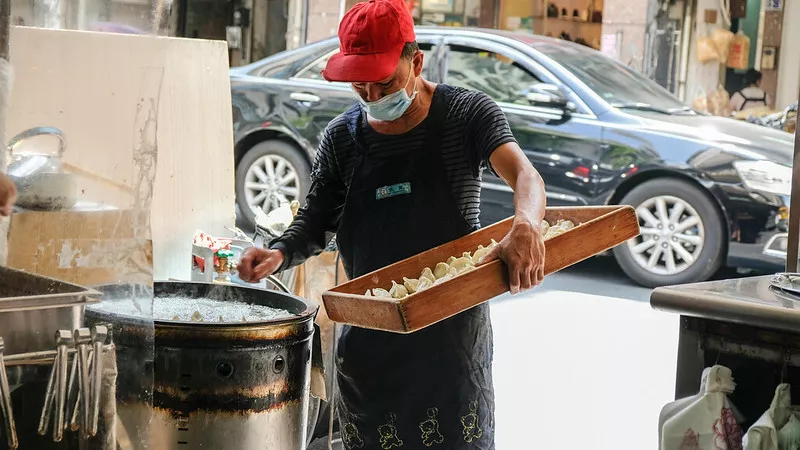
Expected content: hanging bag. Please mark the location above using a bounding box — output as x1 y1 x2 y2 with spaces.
727 31 751 70
743 384 792 450
661 365 745 450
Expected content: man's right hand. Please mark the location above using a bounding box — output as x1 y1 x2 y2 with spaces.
0 173 17 217
237 247 285 283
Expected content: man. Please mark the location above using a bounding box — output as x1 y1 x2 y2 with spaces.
0 172 15 216
238 0 546 448
730 68 770 113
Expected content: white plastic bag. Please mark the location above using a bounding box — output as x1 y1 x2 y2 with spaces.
661 365 745 450
659 368 712 447
743 384 792 450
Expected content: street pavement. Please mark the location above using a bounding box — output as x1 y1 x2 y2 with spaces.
310 256 704 449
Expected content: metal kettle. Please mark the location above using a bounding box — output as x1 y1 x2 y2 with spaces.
6 126 79 210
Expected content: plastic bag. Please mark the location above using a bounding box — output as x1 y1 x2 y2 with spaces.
708 85 732 117
728 31 751 70
659 368 712 447
697 33 720 63
743 384 792 450
693 90 709 113
661 365 745 450
712 28 735 62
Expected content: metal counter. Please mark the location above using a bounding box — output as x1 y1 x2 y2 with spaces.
651 275 800 429
651 275 800 334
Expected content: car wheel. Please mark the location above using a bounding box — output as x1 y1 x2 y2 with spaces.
612 178 725 288
235 140 310 229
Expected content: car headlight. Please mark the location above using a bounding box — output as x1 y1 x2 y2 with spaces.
733 160 792 196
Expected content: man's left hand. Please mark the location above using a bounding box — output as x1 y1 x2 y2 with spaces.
0 173 17 217
479 218 546 294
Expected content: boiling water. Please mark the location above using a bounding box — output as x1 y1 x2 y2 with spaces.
89 295 294 323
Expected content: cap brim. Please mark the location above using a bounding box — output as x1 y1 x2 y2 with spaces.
322 46 403 83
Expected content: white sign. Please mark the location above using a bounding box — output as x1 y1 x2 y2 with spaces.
600 33 619 59
422 0 453 13
766 0 783 11
506 16 521 29
226 26 242 49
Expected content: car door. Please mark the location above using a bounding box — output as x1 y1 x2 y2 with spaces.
441 36 606 225
285 37 445 151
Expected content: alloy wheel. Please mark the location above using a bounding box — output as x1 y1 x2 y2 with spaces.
244 154 301 215
627 195 705 276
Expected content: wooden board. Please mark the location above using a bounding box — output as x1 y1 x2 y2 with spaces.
322 206 640 333
6 27 235 281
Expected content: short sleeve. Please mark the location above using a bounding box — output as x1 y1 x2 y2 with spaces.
463 91 517 176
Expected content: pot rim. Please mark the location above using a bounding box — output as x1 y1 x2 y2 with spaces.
87 281 318 328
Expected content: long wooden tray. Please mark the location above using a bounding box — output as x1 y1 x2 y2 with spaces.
322 205 639 333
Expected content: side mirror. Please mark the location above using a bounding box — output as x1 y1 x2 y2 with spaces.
525 83 570 110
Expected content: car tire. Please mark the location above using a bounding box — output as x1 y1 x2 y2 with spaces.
612 178 725 288
235 140 311 229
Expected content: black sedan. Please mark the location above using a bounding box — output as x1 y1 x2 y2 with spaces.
230 27 793 288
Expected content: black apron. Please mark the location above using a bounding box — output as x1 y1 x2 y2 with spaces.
737 89 767 110
335 85 495 450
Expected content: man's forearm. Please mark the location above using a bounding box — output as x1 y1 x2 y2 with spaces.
512 166 546 226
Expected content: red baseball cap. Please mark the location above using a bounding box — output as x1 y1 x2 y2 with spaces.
322 0 416 83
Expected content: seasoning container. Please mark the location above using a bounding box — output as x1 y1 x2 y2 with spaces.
215 249 235 283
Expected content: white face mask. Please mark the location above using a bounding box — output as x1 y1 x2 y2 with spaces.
353 63 418 121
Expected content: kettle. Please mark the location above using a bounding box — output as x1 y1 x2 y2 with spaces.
6 126 78 210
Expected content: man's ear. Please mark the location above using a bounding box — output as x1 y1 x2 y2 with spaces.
413 52 424 77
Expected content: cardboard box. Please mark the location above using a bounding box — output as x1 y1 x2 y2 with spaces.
7 209 153 287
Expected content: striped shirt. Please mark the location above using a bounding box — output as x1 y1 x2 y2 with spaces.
271 85 516 270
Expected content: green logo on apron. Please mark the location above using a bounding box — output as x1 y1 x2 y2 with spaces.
376 182 411 200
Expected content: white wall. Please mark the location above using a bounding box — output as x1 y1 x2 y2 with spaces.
775 0 800 109
682 0 724 105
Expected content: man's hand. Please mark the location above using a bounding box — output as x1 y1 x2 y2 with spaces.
237 247 285 283
0 173 17 217
479 217 546 294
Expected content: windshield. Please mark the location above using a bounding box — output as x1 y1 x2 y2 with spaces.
532 42 688 112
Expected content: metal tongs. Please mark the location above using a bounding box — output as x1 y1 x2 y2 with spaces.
38 326 108 442
0 338 18 449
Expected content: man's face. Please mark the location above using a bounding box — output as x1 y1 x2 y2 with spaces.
351 51 423 103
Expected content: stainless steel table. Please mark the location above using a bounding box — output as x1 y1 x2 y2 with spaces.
651 275 800 427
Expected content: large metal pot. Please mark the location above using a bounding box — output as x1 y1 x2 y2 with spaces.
0 266 98 356
84 281 318 450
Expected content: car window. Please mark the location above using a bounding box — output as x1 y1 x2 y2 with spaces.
295 43 437 81
532 42 687 111
444 44 542 106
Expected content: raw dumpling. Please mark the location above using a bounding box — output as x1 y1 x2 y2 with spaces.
191 311 203 322
420 267 435 282
364 289 373 297
544 227 566 240
404 277 421 294
462 252 475 264
433 274 453 286
172 315 181 321
541 219 550 235
389 280 409 299
556 219 575 231
449 256 473 273
472 245 490 263
487 239 499 251
446 267 459 278
434 262 450 279
446 256 457 265
416 276 434 292
372 288 391 298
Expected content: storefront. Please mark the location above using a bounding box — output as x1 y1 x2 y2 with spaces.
651 47 800 447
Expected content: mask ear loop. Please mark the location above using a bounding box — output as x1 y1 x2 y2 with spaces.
407 61 419 101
